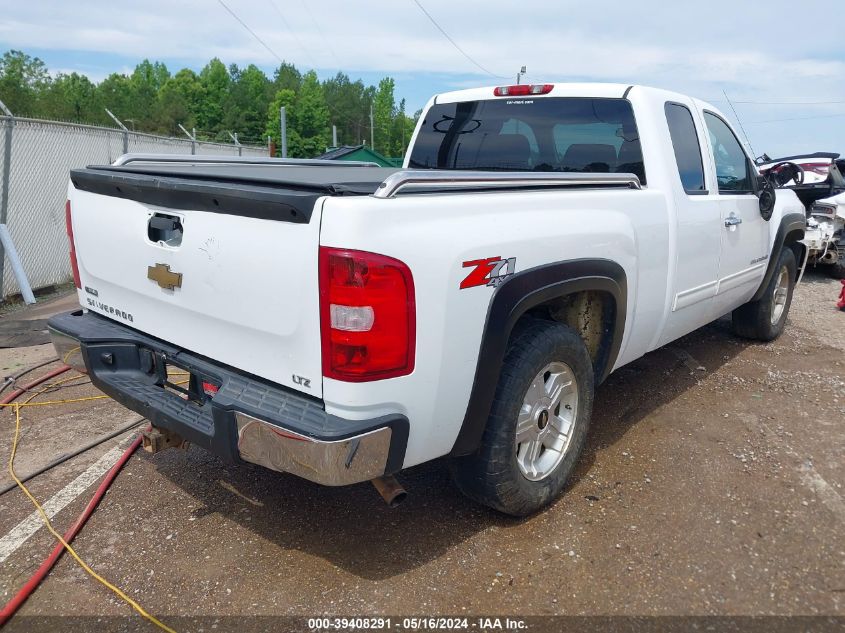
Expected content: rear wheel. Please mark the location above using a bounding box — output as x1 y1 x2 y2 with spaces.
731 247 796 341
450 319 594 517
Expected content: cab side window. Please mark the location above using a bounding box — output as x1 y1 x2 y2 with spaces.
665 103 706 194
704 112 753 194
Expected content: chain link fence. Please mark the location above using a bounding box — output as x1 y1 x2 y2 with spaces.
0 116 267 300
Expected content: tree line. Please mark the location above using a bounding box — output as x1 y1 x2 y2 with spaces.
0 50 418 158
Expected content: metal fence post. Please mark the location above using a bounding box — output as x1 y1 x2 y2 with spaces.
0 100 15 299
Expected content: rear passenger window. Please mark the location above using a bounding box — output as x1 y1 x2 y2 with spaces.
665 103 706 193
704 112 753 193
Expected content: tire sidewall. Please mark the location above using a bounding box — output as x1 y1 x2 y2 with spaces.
763 247 797 337
484 321 594 514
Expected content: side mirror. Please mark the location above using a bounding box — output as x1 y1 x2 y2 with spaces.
757 175 776 221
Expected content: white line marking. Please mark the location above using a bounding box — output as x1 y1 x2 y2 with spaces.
0 445 124 564
762 422 845 524
800 462 845 523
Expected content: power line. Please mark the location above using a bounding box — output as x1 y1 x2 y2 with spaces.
216 0 284 64
747 112 845 124
410 0 504 78
706 98 845 106
734 100 845 105
297 0 343 71
266 0 319 69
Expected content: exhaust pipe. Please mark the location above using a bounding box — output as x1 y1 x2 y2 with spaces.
371 475 407 507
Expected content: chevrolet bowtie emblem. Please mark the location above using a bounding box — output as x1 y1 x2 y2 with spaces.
147 263 182 290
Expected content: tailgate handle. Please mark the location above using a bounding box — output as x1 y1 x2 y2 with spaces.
148 213 183 246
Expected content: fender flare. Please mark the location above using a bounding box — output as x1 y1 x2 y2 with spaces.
749 212 806 302
449 259 627 456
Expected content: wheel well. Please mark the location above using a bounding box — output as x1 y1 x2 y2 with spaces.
522 290 616 381
788 240 806 278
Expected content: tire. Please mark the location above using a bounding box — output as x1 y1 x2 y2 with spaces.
450 319 594 517
731 247 796 341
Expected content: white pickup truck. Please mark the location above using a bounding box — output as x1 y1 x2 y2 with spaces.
49 83 807 516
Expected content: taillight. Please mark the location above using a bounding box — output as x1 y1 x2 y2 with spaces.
65 200 81 289
319 247 415 381
802 162 831 176
493 84 553 97
771 162 830 176
201 381 219 397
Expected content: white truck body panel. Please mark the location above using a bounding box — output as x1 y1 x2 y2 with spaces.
60 82 805 478
70 187 325 397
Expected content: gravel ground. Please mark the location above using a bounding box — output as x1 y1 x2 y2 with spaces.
0 275 842 629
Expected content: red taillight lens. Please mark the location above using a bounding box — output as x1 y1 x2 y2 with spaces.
65 200 81 289
201 381 219 396
319 247 415 381
493 84 553 97
802 162 831 176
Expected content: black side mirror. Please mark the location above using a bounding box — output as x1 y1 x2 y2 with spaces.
757 175 776 221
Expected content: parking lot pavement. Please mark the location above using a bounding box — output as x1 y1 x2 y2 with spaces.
0 273 842 624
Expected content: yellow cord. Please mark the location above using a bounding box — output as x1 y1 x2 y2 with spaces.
1 395 110 408
4 391 176 632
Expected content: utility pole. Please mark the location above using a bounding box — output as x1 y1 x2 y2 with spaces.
178 123 197 155
516 66 526 85
332 124 338 148
369 104 374 150
280 106 288 158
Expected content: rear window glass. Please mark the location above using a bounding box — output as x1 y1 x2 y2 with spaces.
408 97 646 183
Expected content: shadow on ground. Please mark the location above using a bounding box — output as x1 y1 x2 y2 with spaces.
147 316 752 581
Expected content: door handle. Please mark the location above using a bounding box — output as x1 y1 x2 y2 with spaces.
724 213 742 228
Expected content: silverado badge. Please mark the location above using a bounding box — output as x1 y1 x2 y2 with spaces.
147 263 182 290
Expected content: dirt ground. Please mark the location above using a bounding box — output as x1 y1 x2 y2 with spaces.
0 273 843 629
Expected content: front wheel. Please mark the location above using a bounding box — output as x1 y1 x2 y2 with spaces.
450 319 594 517
731 247 796 341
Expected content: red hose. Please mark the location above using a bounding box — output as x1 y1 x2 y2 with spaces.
3 365 72 402
0 364 143 626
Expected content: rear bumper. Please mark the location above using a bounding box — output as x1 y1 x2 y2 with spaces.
48 310 408 486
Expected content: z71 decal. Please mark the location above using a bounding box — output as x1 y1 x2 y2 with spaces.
460 256 516 289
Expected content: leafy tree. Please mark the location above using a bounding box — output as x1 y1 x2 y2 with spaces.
391 98 413 158
96 72 133 125
322 72 368 146
273 62 301 93
197 58 230 137
0 48 417 157
129 60 170 129
373 77 395 155
40 73 100 122
155 69 203 135
265 88 296 153
0 50 49 115
292 70 330 157
223 64 271 142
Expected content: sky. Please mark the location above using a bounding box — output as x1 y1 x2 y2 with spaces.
2 0 844 157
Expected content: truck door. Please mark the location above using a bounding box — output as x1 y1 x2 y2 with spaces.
702 112 769 318
656 101 722 346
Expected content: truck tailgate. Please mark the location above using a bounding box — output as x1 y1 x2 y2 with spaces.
68 181 325 397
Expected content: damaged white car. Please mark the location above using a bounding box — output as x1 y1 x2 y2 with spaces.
758 152 845 278
805 191 845 278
